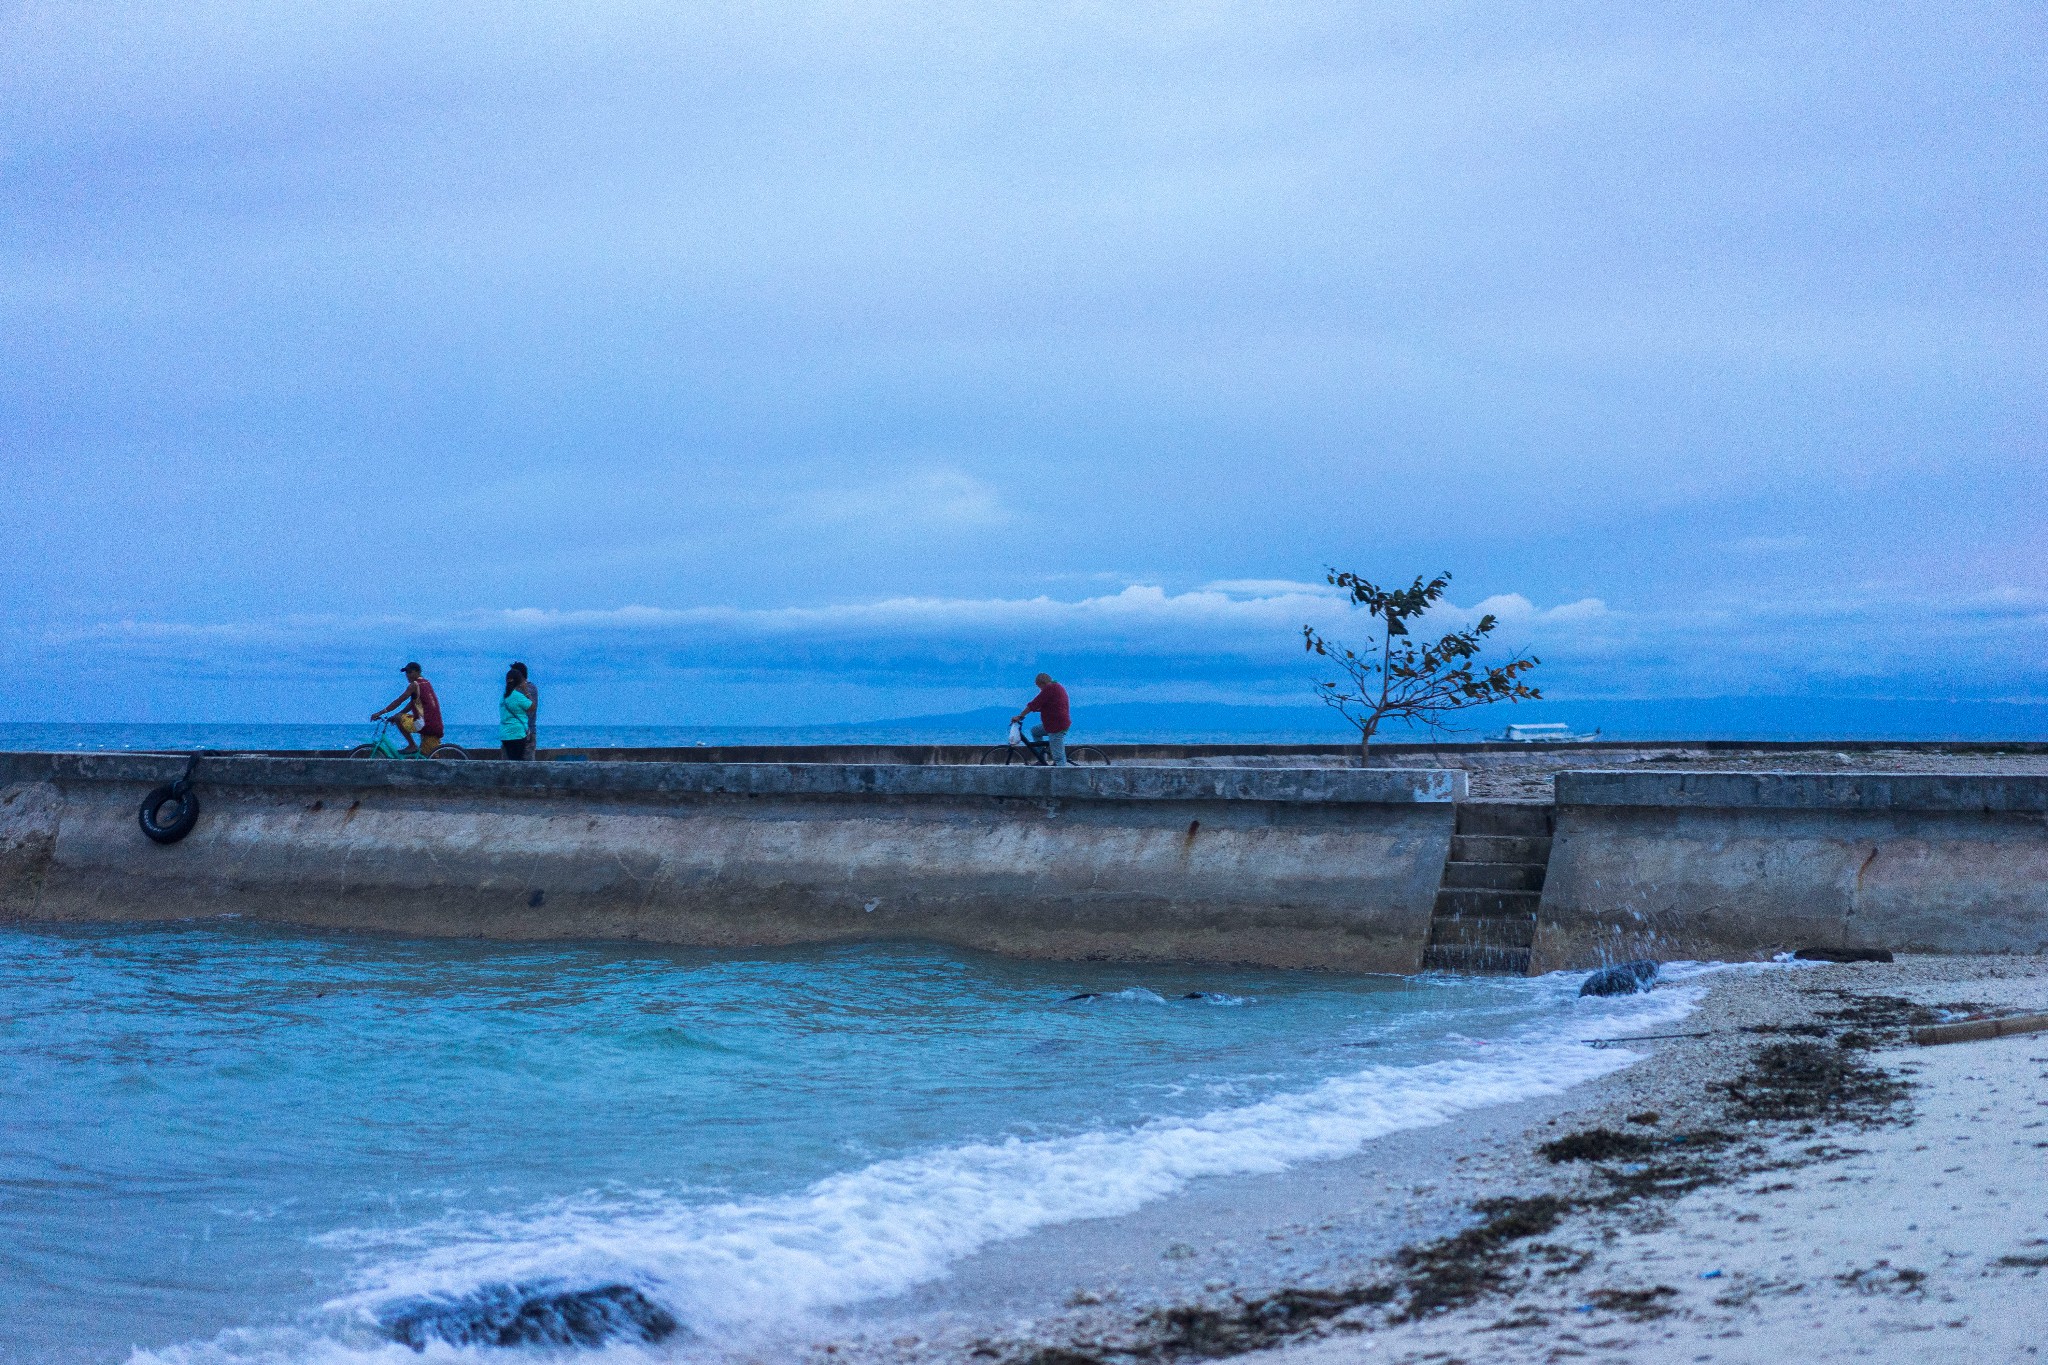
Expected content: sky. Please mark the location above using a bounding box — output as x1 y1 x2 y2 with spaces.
2 1 2042 728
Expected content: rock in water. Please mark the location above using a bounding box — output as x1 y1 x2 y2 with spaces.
381 1283 679 1351
1579 960 1660 997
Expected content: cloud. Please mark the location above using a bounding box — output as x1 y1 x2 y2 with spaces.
796 468 1009 530
1201 579 1340 598
27 580 2048 722
1467 594 1610 625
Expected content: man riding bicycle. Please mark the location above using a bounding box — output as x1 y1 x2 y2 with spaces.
1012 673 1071 767
372 662 445 756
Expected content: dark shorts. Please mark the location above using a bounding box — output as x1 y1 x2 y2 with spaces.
501 739 530 760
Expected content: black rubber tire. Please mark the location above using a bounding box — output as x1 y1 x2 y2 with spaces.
1066 746 1110 767
979 746 1017 766
430 745 467 760
139 783 200 844
347 744 378 759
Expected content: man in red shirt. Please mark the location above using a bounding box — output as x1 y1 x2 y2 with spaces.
372 662 446 756
1013 672 1072 766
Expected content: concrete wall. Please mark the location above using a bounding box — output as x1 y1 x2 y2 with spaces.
1533 772 2048 970
243 739 2048 765
15 755 2045 973
0 754 1464 973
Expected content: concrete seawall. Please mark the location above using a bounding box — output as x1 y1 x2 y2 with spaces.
8 754 2046 972
1533 771 2048 970
0 754 1464 973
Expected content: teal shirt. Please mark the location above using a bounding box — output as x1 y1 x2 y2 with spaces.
498 689 533 741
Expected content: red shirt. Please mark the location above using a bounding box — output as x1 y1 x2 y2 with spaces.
414 678 444 737
1024 682 1070 732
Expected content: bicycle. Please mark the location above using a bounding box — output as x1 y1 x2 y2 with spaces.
979 717 1109 767
348 718 467 761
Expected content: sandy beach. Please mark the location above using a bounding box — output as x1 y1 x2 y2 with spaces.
780 954 2048 1365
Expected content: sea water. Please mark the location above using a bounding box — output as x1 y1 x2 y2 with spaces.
0 924 1705 1364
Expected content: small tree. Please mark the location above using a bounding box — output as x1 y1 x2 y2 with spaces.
1302 569 1541 760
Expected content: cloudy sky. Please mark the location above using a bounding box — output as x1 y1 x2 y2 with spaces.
2 1 2041 726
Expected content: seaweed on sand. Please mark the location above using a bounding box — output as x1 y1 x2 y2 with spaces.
1835 1262 1926 1294
1584 1284 1679 1319
1390 1195 1571 1321
1537 1124 1735 1204
1136 1285 1394 1358
1537 1127 1660 1163
1817 992 1984 1040
1107 1196 1574 1360
1713 1040 1906 1124
1591 1155 1726 1206
1012 1349 1117 1365
1739 1021 1832 1038
997 992 1922 1365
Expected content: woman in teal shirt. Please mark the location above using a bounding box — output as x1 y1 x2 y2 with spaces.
498 666 535 759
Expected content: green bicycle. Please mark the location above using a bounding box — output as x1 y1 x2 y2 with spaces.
348 718 467 760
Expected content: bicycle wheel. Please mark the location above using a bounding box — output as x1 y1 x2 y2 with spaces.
346 744 378 759
431 745 467 760
1065 746 1111 767
980 746 1019 765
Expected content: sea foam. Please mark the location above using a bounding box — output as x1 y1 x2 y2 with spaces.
134 971 1714 1363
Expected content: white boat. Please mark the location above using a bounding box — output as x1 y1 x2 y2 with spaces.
1494 722 1603 743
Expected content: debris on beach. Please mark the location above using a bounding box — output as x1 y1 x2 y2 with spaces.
1834 1261 1927 1295
1910 1009 2048 1047
1794 946 1895 963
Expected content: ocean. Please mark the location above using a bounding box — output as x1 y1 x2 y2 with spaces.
0 924 1708 1364
3 693 2043 759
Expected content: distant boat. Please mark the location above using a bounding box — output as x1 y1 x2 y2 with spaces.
1494 722 1603 743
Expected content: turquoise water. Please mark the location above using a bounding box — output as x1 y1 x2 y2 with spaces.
0 925 1701 1363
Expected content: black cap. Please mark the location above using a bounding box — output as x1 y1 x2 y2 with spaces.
401 662 421 673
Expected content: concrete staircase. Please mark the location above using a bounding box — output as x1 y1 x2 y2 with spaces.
1419 803 1555 975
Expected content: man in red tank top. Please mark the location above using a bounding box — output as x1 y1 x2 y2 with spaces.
373 663 445 755
1012 673 1072 766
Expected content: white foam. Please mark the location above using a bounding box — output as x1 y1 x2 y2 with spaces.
1105 986 1168 1003
136 976 1708 1363
348 982 1699 1322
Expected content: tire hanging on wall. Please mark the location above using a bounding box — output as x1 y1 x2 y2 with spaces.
139 782 200 843
139 752 205 845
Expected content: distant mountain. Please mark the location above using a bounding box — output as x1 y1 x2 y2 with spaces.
824 702 1353 743
821 697 2048 743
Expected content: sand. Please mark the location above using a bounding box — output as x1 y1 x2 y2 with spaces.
775 954 2048 1365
